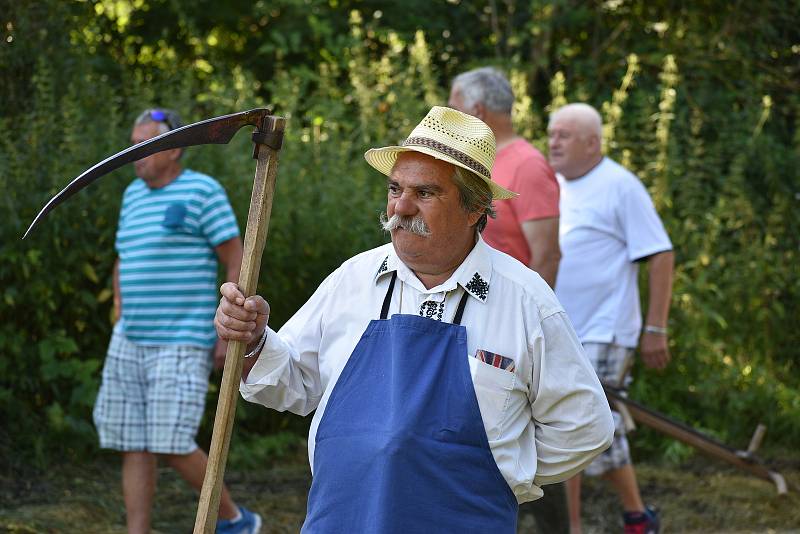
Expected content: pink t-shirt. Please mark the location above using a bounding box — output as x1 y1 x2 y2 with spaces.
482 139 560 266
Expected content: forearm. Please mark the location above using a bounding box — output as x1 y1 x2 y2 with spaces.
215 237 243 284
238 271 339 414
240 329 268 380
522 217 561 289
531 313 614 484
239 327 322 416
529 252 560 289
225 253 242 284
112 258 121 321
645 250 674 327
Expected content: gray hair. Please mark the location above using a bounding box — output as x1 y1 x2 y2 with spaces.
549 103 603 141
452 67 514 114
452 166 496 233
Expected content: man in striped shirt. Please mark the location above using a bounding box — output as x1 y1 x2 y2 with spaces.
93 109 260 533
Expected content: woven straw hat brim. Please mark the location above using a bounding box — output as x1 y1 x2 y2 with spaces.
364 145 517 200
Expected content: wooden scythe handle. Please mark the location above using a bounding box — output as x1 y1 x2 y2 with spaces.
194 115 287 532
603 383 789 495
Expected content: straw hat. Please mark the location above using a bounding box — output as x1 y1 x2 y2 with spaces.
364 106 517 200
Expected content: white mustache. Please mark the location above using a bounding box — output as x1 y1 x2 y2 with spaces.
379 213 431 237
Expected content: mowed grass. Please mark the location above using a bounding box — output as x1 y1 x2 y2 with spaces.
1 450 798 533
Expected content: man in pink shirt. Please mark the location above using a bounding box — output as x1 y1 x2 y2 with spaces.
449 67 567 533
449 67 561 288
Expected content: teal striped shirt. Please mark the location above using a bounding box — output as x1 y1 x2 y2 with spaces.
116 169 240 348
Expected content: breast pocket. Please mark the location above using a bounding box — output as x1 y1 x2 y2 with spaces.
162 202 187 229
469 356 516 442
162 202 200 236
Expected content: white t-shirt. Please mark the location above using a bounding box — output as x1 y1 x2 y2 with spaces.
556 157 672 348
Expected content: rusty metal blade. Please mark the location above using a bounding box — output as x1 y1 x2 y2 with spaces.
23 108 271 238
603 383 789 494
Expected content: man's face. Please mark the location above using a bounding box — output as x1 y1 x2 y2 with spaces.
547 117 595 179
130 121 180 185
387 152 481 279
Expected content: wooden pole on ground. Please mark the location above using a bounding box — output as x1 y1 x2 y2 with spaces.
193 116 287 532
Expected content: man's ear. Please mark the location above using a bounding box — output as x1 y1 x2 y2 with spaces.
472 102 488 121
586 134 601 154
467 209 483 228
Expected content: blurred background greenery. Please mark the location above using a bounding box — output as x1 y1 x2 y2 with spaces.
1 0 798 469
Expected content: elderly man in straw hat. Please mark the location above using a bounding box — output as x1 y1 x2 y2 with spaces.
215 107 614 532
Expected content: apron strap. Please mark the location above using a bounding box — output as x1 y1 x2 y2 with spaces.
380 271 398 320
452 289 470 326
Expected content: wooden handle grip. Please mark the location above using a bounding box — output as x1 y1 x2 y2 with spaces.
194 116 286 533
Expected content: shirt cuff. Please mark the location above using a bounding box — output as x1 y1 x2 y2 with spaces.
240 326 291 388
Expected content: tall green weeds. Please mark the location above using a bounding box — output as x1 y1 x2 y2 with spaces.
1 4 798 467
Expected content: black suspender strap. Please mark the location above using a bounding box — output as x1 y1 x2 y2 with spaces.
380 271 397 320
452 289 470 326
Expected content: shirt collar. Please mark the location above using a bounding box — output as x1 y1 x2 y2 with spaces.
373 235 493 303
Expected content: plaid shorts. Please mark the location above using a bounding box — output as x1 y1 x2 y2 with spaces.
93 323 212 454
582 342 635 477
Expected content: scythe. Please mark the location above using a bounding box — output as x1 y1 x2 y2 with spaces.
25 108 287 532
604 383 788 495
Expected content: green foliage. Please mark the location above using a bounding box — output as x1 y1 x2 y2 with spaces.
227 431 304 471
1 0 798 467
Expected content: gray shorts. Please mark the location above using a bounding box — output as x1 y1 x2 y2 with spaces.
93 324 212 454
582 342 634 477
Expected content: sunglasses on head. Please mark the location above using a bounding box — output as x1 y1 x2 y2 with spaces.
147 109 178 131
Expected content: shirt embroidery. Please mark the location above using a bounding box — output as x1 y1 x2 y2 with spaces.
419 300 445 321
464 272 489 301
376 256 389 278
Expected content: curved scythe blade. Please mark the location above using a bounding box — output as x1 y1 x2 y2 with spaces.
23 107 271 239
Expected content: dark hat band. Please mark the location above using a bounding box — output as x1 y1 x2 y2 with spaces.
403 136 490 178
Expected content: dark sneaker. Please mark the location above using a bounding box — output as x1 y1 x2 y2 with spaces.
623 505 659 534
216 505 262 534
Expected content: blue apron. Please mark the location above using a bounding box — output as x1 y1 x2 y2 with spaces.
303 272 518 533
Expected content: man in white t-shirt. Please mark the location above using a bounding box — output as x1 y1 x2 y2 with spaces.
548 103 674 534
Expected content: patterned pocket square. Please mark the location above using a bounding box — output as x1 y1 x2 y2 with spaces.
474 349 515 372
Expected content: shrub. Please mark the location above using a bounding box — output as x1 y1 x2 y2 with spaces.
1 1 797 467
